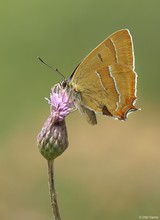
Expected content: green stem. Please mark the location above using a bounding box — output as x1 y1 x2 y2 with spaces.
47 160 61 220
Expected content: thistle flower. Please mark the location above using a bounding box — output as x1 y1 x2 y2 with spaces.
37 83 75 160
46 84 74 122
37 82 75 220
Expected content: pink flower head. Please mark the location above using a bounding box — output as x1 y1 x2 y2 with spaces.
46 83 75 121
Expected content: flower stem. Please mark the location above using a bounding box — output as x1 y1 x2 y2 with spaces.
47 160 61 220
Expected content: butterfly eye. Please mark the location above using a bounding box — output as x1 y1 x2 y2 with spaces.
61 80 67 88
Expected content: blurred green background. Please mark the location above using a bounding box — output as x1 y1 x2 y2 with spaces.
1 0 160 219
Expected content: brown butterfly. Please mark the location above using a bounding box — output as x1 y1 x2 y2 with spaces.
63 29 138 125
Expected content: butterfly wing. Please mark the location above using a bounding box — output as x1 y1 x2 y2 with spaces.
77 104 97 125
70 29 137 121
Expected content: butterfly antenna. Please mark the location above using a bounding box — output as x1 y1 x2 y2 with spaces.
37 56 65 80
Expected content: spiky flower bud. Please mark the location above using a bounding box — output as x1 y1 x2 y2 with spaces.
37 83 75 160
37 114 68 160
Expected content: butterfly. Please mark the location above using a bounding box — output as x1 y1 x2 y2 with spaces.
62 29 138 125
